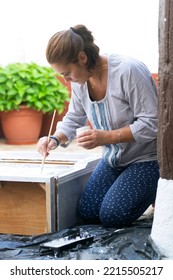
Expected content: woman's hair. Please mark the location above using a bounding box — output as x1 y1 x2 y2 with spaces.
46 25 100 70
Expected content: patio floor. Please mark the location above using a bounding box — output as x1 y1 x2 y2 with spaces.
0 137 101 153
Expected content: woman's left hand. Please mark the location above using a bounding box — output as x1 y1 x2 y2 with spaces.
76 129 110 149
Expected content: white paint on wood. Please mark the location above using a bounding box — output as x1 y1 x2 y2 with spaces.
151 178 173 259
0 151 101 182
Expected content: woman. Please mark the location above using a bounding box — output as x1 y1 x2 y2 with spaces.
37 24 159 228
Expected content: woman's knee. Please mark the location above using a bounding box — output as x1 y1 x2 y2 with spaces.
99 198 152 228
99 211 128 228
77 195 100 223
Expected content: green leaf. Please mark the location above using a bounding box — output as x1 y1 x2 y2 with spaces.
0 62 70 112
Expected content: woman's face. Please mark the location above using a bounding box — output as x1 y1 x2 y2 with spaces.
51 52 90 84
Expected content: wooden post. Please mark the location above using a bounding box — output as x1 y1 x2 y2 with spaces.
151 0 173 259
158 0 173 179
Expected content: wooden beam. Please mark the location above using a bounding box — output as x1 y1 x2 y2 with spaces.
158 0 173 179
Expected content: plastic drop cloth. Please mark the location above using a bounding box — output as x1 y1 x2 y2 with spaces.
0 217 162 260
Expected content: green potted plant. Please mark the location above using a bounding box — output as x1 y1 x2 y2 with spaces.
0 62 70 144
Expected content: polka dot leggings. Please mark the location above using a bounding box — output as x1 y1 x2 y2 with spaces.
77 159 159 227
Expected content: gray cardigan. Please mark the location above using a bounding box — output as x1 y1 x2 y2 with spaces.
56 54 158 168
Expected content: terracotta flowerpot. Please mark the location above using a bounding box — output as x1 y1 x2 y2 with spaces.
152 73 158 87
0 117 4 139
1 106 43 145
40 77 71 137
40 103 69 137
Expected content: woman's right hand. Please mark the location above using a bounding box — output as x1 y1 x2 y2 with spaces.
37 136 57 157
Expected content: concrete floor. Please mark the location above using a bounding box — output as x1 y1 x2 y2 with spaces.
0 138 102 154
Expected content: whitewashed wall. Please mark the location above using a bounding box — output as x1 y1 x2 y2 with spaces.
0 0 159 72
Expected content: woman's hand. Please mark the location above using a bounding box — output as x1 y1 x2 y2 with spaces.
37 136 57 157
76 129 109 149
76 126 135 149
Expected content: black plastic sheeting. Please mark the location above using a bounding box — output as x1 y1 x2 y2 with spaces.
0 217 162 260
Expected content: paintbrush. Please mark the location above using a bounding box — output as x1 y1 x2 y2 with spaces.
40 109 56 174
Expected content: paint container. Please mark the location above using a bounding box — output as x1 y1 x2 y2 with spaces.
76 126 91 137
40 228 94 255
